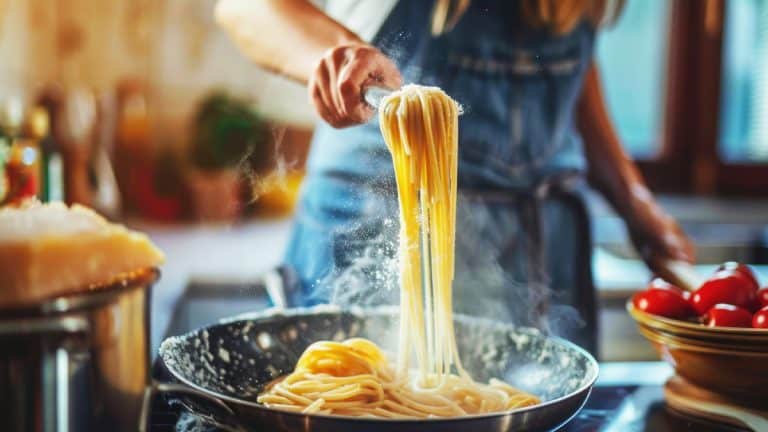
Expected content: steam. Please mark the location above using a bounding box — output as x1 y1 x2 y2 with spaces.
236 124 301 204
222 21 587 350
310 190 586 346
175 411 245 432
326 224 399 307
310 215 400 307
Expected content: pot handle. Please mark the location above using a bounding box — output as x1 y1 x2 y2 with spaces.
139 381 235 432
0 316 88 335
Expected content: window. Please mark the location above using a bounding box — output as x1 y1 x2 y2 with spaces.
597 0 671 159
595 0 768 195
719 0 768 162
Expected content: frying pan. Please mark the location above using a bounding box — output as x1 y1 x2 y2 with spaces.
156 305 598 431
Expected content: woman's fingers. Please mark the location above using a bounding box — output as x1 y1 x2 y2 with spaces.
371 53 404 90
309 56 341 127
338 55 375 123
325 47 350 118
631 217 695 276
309 44 402 128
667 225 695 263
340 48 403 123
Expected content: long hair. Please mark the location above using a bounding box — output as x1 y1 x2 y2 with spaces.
431 0 626 36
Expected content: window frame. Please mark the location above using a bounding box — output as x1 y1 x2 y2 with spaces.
632 0 768 196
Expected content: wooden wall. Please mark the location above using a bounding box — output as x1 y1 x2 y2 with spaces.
0 0 315 144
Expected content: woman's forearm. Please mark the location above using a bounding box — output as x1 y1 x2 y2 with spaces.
215 0 362 84
216 0 401 127
577 61 694 267
577 61 650 219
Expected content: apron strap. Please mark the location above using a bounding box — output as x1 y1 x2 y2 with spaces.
521 172 583 332
458 170 598 356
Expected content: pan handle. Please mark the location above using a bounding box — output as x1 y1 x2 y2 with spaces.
262 265 303 310
139 381 235 432
263 268 288 310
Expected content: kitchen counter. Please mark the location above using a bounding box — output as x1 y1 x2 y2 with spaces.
129 218 292 353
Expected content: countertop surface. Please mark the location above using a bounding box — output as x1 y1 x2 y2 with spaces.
130 218 292 352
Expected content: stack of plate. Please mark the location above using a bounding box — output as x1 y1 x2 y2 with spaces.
627 301 768 401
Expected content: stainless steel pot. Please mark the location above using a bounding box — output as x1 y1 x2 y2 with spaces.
0 268 158 432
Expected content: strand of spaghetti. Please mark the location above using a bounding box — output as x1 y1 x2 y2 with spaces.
303 398 325 414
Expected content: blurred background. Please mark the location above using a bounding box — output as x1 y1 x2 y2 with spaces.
1 0 767 361
0 0 316 222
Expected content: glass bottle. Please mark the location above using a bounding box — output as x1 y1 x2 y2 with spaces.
28 106 64 202
2 99 41 205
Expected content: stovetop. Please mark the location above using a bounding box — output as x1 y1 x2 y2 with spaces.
148 275 745 432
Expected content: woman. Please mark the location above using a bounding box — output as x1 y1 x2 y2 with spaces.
216 0 693 353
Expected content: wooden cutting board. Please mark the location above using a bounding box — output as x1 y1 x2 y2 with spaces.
665 375 768 431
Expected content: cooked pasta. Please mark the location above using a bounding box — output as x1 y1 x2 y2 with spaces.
257 85 540 418
258 338 539 417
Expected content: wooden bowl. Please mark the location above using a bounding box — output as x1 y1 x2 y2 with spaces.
628 302 768 401
627 302 767 345
635 323 768 353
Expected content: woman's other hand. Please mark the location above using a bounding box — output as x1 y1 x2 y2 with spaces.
578 62 695 274
309 44 402 128
624 185 695 273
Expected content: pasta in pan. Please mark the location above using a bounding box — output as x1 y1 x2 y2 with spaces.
258 338 539 417
257 85 540 418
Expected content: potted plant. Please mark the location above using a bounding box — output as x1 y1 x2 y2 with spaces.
186 91 267 222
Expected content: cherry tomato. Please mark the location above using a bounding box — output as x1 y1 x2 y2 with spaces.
716 262 760 291
705 304 753 328
633 287 695 319
690 270 758 315
649 277 681 291
648 277 690 300
757 288 768 309
753 306 768 329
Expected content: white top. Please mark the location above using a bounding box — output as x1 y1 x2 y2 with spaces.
316 0 399 42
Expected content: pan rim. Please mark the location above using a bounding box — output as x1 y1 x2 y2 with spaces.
159 304 599 423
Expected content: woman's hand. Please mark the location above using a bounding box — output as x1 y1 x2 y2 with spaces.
577 62 695 275
309 44 402 128
216 1 400 126
624 185 695 273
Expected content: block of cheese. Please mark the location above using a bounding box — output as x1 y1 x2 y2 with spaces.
0 201 164 308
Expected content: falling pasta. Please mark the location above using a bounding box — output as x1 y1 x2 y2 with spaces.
257 85 540 418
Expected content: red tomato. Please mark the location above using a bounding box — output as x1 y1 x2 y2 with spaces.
716 262 760 291
648 277 691 300
705 304 753 328
649 277 682 291
757 288 768 309
690 270 758 315
633 288 695 319
753 306 768 329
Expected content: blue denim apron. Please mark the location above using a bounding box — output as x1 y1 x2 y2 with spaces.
285 0 596 348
